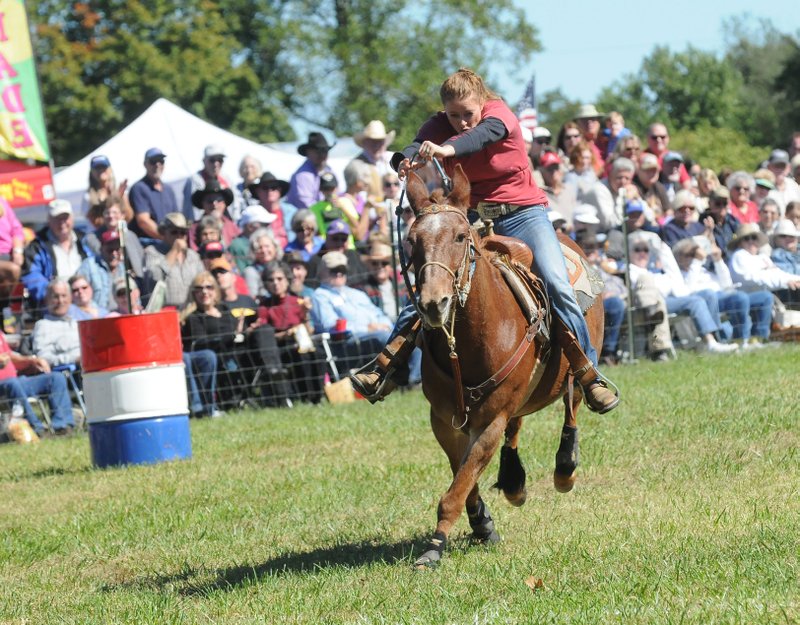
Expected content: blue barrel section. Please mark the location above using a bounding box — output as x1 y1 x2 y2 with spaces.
78 312 192 468
88 415 192 468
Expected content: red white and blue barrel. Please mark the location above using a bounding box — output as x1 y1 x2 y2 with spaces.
79 311 192 468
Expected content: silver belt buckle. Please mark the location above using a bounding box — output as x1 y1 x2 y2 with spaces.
479 203 502 219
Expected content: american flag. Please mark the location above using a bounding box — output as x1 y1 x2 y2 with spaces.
516 74 537 131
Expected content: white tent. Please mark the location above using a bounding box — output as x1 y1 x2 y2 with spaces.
42 98 357 225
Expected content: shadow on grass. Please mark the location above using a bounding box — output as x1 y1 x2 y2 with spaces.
103 534 430 596
0 464 93 482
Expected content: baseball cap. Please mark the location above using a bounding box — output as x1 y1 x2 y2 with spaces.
90 155 111 169
533 127 552 139
114 276 138 295
145 147 166 160
48 199 73 218
769 149 789 165
285 251 308 267
209 257 232 272
326 219 351 237
573 204 600 225
204 144 226 159
663 151 684 163
101 230 120 245
539 152 561 168
319 172 339 190
625 199 645 215
159 212 188 230
238 204 276 228
547 210 566 225
322 251 348 269
710 187 730 200
200 241 225 257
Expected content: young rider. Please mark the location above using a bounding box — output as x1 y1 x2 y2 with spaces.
351 68 619 414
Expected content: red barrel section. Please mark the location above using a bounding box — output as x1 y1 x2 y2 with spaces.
79 311 183 373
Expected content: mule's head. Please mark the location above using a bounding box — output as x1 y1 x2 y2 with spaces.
405 164 472 328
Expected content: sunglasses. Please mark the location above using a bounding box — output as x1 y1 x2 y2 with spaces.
193 285 215 292
209 156 224 164
712 199 728 206
204 195 226 204
535 138 550 145
370 260 391 267
147 158 165 165
650 134 667 140
329 267 347 275
676 205 695 211
632 247 650 253
167 228 188 236
384 181 401 188
741 235 760 243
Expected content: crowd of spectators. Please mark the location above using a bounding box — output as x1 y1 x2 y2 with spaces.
0 121 417 437
3 111 800 440
531 108 800 364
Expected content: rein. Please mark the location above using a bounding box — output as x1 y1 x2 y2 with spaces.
395 157 543 430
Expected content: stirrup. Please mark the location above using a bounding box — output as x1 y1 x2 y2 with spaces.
349 359 397 404
580 371 620 414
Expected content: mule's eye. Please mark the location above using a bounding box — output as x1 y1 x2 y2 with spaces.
455 232 466 243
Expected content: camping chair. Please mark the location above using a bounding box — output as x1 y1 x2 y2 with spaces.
52 363 87 425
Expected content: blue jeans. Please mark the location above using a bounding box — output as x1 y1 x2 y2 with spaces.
666 290 719 337
718 289 772 340
183 350 218 415
392 204 598 365
0 373 74 434
602 296 625 357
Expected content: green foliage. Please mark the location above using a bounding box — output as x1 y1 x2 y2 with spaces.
27 0 540 165
669 123 769 173
536 88 580 138
723 16 798 148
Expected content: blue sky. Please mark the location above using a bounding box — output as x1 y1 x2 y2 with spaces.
498 0 800 106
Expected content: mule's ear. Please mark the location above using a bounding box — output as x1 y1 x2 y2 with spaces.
446 164 471 211
406 171 432 215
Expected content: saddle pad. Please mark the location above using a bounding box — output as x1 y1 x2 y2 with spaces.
560 242 604 314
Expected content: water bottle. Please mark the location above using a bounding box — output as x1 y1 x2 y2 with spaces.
2 307 17 335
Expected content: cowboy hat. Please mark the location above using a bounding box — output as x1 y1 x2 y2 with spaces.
248 172 290 197
191 181 234 209
297 132 335 156
364 241 393 262
354 120 396 148
727 223 768 251
771 218 800 241
574 104 603 120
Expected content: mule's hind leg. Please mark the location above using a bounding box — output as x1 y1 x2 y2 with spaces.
416 415 507 568
554 390 580 493
494 416 527 507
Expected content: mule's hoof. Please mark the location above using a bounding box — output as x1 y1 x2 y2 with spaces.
413 550 441 569
506 489 527 507
553 471 577 493
472 529 502 545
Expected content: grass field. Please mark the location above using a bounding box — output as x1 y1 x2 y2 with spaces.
1 346 798 624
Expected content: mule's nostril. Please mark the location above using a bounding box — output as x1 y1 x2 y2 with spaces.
437 297 451 315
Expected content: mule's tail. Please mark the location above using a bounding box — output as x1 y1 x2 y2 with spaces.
493 445 527 507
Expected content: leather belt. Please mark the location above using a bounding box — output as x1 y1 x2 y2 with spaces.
475 201 526 220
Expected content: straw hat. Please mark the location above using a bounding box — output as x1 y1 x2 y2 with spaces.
354 120 396 148
727 223 768 251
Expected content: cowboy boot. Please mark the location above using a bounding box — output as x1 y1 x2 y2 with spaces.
350 319 421 404
554 317 620 414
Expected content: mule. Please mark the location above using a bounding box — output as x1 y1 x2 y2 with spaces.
403 165 606 568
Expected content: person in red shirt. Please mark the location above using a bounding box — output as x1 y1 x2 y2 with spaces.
351 68 618 414
645 122 692 190
0 333 75 436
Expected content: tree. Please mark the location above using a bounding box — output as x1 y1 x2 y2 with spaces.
723 17 798 148
595 46 745 139
27 0 540 165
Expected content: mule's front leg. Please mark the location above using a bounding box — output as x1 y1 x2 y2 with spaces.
416 417 507 568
